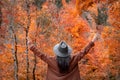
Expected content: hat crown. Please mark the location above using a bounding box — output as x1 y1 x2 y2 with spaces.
61 42 67 48
58 41 68 54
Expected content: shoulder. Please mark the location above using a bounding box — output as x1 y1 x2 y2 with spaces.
70 52 80 60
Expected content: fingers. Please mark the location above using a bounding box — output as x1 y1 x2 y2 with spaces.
92 33 100 42
94 33 100 39
28 39 32 45
28 38 36 49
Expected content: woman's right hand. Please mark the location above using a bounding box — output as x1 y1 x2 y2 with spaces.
28 39 36 51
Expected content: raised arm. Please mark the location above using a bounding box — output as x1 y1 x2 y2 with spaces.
74 33 100 62
30 45 51 64
81 32 100 54
79 41 94 58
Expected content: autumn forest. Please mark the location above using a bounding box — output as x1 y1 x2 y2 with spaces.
0 0 120 80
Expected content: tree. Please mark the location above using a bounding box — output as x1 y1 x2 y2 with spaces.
25 0 31 80
0 3 2 28
8 0 19 80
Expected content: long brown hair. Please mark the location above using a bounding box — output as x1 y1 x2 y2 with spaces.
57 56 71 73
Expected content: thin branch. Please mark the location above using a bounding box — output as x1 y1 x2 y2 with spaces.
9 0 18 80
25 0 31 80
32 7 38 80
0 4 2 28
10 26 18 80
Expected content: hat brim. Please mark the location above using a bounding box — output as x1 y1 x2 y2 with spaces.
53 44 72 57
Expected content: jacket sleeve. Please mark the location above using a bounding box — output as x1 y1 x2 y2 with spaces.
30 46 51 64
74 41 94 62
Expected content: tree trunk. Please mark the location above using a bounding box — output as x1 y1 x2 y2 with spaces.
9 0 19 80
0 4 2 28
32 7 39 80
33 54 37 80
26 27 29 80
10 26 18 80
25 0 30 80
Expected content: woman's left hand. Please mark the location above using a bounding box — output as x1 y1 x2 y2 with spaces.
92 33 100 42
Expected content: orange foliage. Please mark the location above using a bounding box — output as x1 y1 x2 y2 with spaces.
0 0 120 80
108 1 120 29
76 0 95 15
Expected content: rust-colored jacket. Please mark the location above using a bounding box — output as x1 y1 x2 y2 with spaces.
30 41 94 80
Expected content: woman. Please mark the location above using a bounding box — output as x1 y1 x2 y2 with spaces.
30 33 99 80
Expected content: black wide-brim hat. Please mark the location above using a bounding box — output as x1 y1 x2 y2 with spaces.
53 41 72 57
